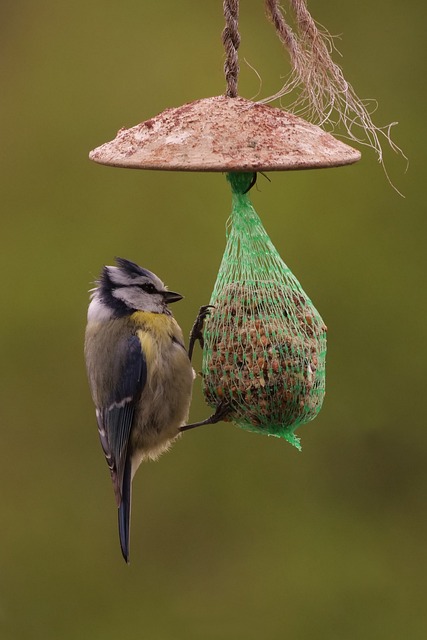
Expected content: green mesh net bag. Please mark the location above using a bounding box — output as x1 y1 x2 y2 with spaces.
201 172 327 450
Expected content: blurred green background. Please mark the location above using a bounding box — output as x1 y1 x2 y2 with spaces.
1 1 425 638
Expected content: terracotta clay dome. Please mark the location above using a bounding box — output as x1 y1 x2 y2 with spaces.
89 95 361 171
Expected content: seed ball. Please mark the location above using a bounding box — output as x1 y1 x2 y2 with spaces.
202 283 326 430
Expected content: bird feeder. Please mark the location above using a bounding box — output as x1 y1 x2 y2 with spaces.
89 0 363 448
89 95 360 172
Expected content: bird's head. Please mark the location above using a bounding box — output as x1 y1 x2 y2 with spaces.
89 257 183 320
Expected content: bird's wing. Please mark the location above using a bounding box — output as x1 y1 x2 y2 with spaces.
96 335 147 506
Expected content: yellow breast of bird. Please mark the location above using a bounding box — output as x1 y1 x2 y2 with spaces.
129 310 191 390
130 310 182 355
130 310 175 336
128 311 194 456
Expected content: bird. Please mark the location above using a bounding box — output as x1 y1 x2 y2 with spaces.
84 258 195 562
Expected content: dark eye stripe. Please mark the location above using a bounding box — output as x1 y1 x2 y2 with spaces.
140 283 156 293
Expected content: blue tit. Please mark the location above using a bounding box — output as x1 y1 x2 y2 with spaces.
84 258 194 563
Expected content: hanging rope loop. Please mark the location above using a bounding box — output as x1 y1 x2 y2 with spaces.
222 0 240 97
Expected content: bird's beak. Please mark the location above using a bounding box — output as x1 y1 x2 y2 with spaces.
163 290 183 304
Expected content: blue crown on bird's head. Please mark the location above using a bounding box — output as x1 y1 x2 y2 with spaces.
98 258 156 290
114 258 156 281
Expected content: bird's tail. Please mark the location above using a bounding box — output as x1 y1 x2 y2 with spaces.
118 455 132 563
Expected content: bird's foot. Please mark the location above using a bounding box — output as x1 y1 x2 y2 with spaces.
180 400 232 432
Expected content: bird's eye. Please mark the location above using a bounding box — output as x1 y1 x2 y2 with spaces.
141 283 156 293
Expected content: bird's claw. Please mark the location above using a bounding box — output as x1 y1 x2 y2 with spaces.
179 399 232 433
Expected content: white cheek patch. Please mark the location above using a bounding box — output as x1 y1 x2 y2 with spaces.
113 287 165 313
112 286 142 309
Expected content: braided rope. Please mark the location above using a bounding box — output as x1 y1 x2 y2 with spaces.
222 0 240 97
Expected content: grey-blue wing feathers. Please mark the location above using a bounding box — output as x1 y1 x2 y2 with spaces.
96 335 147 505
95 335 146 562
